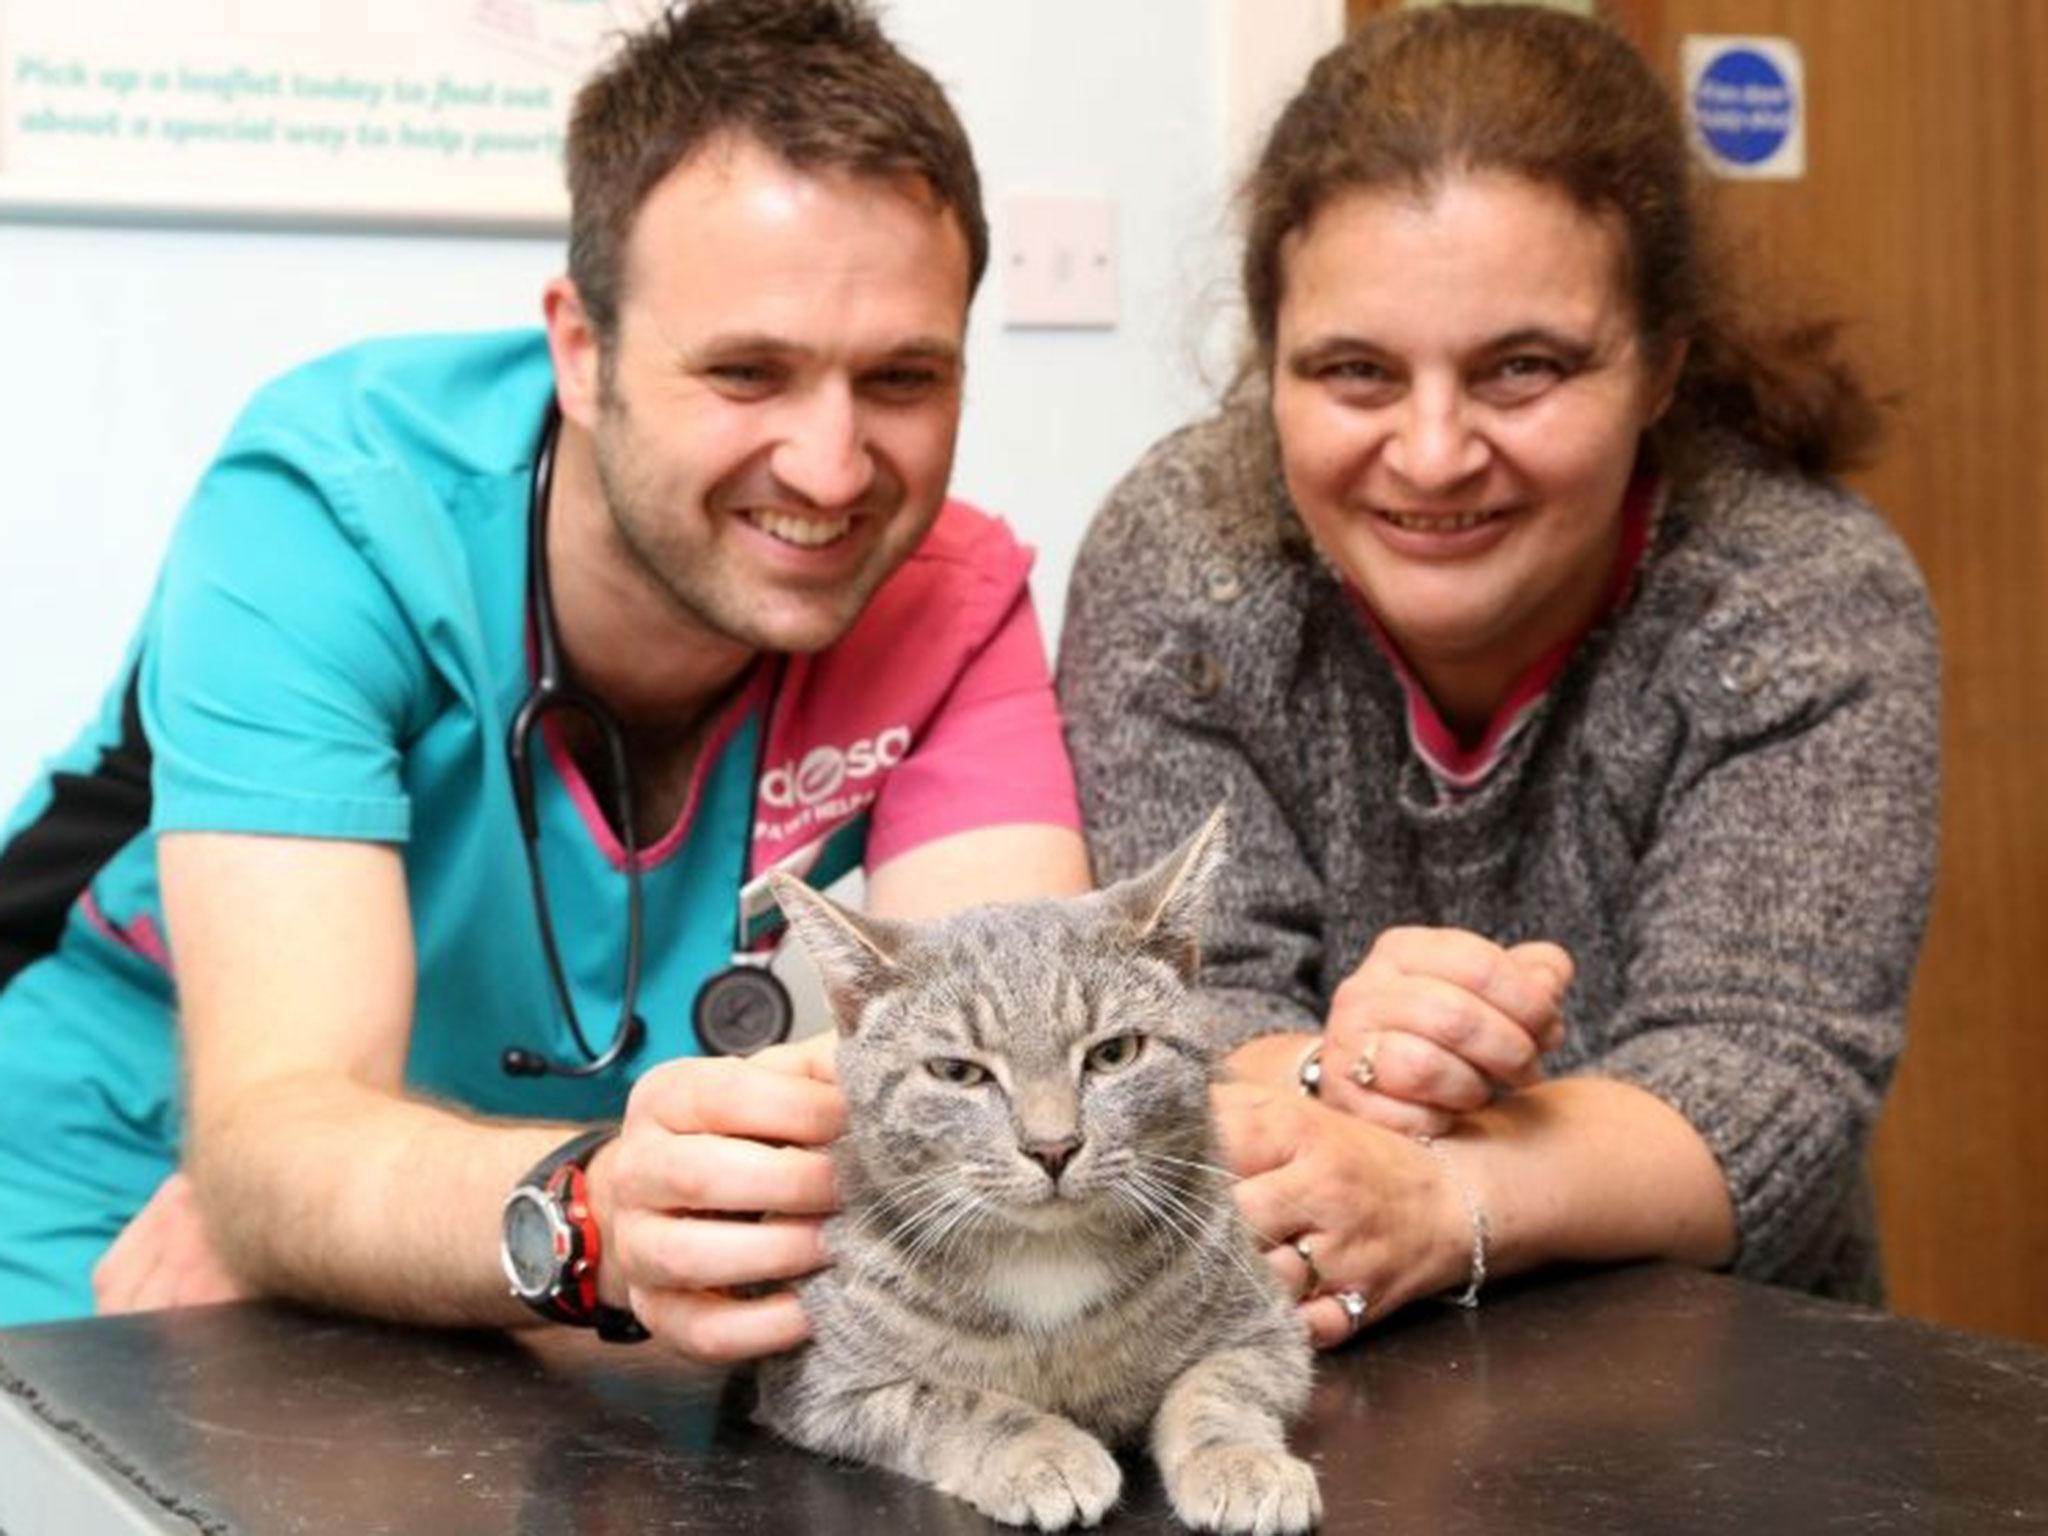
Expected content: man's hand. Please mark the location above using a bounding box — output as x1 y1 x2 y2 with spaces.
599 1034 844 1364
93 1171 252 1315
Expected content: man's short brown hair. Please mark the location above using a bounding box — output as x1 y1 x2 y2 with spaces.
566 0 988 345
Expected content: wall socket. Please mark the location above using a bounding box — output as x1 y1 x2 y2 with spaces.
1001 194 1119 330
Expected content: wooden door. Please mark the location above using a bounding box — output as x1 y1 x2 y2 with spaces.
1344 0 2048 1345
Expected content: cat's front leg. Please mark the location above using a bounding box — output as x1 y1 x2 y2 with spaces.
785 1376 1122 1531
1152 1346 1320 1535
939 1397 1123 1531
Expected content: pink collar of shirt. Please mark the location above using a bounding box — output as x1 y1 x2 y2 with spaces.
1345 466 1663 794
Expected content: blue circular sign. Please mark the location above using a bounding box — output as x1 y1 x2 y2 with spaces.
1692 47 1795 167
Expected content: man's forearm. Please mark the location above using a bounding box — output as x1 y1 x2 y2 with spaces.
189 1073 581 1325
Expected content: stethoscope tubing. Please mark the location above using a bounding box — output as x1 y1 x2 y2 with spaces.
501 401 788 1077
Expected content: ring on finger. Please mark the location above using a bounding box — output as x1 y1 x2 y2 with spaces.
1335 1289 1370 1336
1348 1032 1382 1090
1289 1236 1323 1297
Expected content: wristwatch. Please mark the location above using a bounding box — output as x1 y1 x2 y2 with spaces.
500 1125 649 1342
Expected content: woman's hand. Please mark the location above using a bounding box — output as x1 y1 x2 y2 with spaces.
1317 929 1572 1133
1214 1081 1475 1347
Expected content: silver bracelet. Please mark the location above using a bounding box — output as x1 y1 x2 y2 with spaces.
1295 1040 1325 1097
1416 1134 1489 1308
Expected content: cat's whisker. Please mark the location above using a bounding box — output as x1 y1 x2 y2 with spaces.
1107 1198 1183 1270
1106 1185 1194 1270
889 1177 987 1256
1149 1191 1244 1239
871 1174 983 1253
1122 1166 1277 1299
1123 1169 1227 1245
1112 1177 1236 1307
1145 1151 1243 1184
1117 1170 1219 1257
898 1213 967 1267
1127 1159 1238 1219
931 1202 997 1268
1144 1152 1324 1239
1138 1171 1277 1277
906 1189 994 1268
864 1188 958 1236
869 1165 965 1207
888 1182 972 1238
870 1163 976 1207
847 1204 942 1253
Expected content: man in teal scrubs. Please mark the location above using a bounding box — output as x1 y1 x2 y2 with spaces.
0 0 1088 1354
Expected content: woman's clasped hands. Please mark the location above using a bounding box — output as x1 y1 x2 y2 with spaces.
1319 928 1572 1133
1220 928 1572 1345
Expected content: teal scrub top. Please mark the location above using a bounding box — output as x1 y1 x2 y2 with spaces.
148 329 765 1117
0 332 761 1318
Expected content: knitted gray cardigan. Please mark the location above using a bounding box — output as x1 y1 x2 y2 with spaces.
1056 405 1939 1302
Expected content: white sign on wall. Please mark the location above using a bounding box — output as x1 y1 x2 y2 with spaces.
1681 34 1806 181
0 0 655 231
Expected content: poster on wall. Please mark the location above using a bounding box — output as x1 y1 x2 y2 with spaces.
0 0 656 231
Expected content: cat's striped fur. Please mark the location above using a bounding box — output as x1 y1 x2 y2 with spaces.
760 812 1318 1532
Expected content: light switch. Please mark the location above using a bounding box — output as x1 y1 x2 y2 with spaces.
1002 194 1119 330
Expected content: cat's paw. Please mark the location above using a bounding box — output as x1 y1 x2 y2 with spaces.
1164 1444 1321 1535
940 1416 1122 1530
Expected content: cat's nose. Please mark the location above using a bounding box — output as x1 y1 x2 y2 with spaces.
1024 1135 1084 1181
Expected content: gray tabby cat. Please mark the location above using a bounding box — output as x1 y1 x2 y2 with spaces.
759 811 1319 1534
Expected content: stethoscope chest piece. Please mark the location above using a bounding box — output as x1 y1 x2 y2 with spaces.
693 961 795 1056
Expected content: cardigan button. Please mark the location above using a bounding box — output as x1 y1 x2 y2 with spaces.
1717 646 1766 694
1205 566 1243 605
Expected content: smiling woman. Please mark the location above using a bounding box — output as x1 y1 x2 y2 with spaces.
1059 2 1936 1344
1270 170 1672 733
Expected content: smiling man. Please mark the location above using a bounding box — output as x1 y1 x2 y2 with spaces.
0 0 1089 1353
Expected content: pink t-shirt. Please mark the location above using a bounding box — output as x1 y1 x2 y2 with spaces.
754 498 1079 870
543 499 1078 951
637 498 1080 944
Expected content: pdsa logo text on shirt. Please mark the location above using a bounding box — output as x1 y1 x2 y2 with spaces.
757 725 910 841
761 727 910 808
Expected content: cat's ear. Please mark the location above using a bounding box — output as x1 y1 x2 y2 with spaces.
768 871 907 1034
1100 804 1229 981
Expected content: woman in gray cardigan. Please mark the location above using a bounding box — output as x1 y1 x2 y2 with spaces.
1058 5 1936 1346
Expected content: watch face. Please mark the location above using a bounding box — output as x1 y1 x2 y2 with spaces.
501 1188 564 1299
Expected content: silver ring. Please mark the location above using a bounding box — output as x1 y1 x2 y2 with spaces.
1335 1289 1370 1335
1290 1236 1322 1296
1347 1033 1381 1090
1296 1043 1325 1098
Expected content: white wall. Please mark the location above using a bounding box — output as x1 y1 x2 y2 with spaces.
0 0 1340 808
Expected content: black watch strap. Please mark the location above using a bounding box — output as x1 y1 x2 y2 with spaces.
526 1125 619 1185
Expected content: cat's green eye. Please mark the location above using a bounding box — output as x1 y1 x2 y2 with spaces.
926 1057 990 1087
1084 1034 1146 1073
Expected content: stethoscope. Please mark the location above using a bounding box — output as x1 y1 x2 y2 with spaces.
499 402 795 1078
